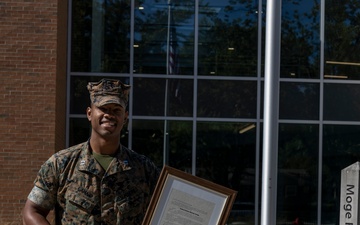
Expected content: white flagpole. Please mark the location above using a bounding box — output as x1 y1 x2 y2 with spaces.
261 0 281 225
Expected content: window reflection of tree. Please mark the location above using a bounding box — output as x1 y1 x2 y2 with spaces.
71 0 131 73
324 0 360 80
277 124 319 223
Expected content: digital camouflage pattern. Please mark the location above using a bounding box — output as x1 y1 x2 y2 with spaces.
28 142 159 225
87 78 131 108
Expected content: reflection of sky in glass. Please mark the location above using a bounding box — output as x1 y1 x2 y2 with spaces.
282 0 320 67
134 0 194 44
282 0 319 35
135 0 258 41
199 0 258 25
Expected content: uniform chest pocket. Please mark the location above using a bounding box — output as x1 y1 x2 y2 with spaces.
67 191 96 213
65 185 97 214
115 191 145 216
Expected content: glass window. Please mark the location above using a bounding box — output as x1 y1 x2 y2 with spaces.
281 0 320 78
277 124 319 224
197 80 257 118
69 118 91 146
71 0 131 73
279 82 320 120
322 125 360 224
133 78 166 116
198 0 258 76
324 1 360 80
196 122 256 224
133 78 193 116
66 1 336 224
134 0 194 75
132 120 164 168
324 83 360 121
167 121 192 171
166 79 194 117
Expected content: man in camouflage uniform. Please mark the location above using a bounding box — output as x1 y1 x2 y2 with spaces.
22 78 160 225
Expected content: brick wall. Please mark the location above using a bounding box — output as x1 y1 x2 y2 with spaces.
0 0 66 224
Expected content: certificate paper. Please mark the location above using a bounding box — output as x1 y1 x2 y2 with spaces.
142 166 237 225
160 188 215 225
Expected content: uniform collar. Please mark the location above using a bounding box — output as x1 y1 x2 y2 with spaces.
78 141 133 176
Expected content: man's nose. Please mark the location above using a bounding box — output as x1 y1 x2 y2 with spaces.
104 109 115 117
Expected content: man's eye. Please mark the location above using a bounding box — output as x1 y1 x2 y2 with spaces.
114 110 122 114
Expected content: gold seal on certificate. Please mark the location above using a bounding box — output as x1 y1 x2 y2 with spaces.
142 166 237 225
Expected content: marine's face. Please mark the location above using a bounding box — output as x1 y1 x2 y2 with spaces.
87 103 128 140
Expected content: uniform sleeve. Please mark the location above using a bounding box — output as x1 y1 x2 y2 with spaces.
146 160 160 195
27 155 59 210
27 186 55 210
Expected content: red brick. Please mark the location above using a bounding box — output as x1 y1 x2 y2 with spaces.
0 0 66 224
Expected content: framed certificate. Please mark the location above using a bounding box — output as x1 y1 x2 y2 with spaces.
142 165 237 225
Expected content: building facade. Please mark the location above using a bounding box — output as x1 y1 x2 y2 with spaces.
1 0 360 224
0 0 67 224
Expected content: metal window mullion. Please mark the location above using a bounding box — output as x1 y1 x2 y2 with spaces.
128 0 135 150
66 0 74 148
255 0 263 225
317 0 326 224
192 0 199 176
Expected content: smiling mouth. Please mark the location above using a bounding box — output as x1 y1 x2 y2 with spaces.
101 121 117 127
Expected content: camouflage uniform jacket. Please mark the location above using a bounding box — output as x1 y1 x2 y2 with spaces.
28 141 160 225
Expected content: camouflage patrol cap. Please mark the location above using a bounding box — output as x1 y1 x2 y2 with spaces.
87 78 131 108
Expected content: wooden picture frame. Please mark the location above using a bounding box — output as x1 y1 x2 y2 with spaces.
142 165 237 225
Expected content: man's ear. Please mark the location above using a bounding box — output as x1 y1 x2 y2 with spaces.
86 107 92 121
123 111 129 124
